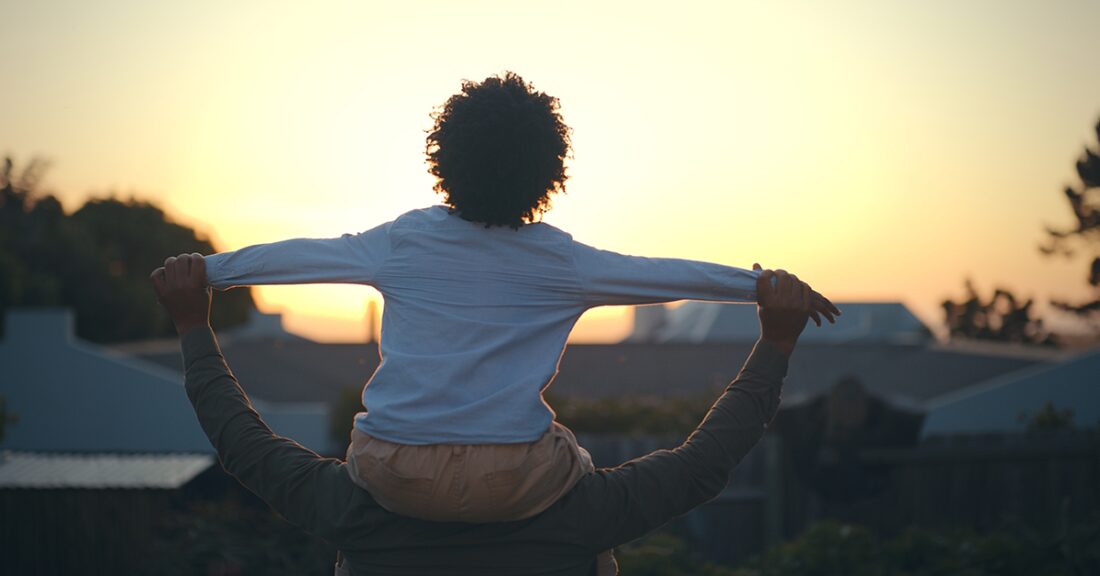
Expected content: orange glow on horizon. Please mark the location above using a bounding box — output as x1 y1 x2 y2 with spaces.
3 1 1098 342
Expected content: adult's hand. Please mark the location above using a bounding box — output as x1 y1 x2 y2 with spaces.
150 253 212 336
754 263 840 327
754 266 811 356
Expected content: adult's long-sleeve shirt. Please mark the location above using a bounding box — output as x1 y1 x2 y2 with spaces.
182 326 788 576
204 205 761 444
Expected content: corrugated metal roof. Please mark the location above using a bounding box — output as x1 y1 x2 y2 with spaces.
0 452 214 489
2 308 336 456
130 336 1048 410
629 301 934 344
921 347 1100 437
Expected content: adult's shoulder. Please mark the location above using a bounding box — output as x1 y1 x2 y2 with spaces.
302 458 399 546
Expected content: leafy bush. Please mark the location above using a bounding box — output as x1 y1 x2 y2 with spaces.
545 392 714 436
732 522 883 576
153 499 336 576
616 531 738 576
731 518 1100 576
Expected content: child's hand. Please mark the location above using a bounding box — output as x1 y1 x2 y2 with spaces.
753 263 840 327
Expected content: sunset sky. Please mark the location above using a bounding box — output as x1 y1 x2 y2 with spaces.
4 0 1099 342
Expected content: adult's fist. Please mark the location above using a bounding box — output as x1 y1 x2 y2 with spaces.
753 265 811 356
150 253 211 335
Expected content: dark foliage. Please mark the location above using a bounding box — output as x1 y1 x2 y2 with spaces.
1042 117 1100 324
0 394 17 443
329 388 716 444
1021 400 1075 432
328 385 362 449
425 72 571 229
545 391 715 436
153 499 336 576
728 517 1100 576
616 530 738 576
941 279 1056 346
0 156 255 342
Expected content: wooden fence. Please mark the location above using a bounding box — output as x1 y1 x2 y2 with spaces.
578 430 1100 566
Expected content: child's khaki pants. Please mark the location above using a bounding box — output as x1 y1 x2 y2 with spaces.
346 423 617 575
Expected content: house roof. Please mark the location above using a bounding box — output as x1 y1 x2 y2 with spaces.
921 347 1100 437
0 308 334 455
0 452 214 489
628 301 933 345
132 336 1052 412
134 337 380 406
222 308 311 342
551 341 1054 409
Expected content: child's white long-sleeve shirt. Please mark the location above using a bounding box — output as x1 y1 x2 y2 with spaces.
205 206 761 444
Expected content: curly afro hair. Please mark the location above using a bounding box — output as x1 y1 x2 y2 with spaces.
426 72 571 229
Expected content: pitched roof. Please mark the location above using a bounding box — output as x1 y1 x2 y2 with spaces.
628 301 933 344
0 452 214 489
135 337 380 405
551 341 1053 408
921 347 1100 437
1 308 334 455
132 337 1052 411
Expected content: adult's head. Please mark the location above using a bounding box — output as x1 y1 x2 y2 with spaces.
426 72 571 229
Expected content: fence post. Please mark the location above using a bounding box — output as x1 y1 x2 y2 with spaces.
763 434 784 545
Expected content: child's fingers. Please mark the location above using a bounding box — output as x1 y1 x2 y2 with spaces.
809 310 822 327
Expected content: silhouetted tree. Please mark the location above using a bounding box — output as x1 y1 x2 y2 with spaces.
1022 400 1075 433
1041 117 1100 326
0 156 255 342
941 280 1056 346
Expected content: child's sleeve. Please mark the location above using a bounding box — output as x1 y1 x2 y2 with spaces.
571 240 760 307
204 221 392 290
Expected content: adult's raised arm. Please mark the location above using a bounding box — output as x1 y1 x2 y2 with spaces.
569 269 810 551
152 254 375 546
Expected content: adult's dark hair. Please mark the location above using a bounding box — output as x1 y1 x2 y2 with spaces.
426 72 571 229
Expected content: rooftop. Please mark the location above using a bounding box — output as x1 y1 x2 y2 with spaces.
1 308 334 455
0 452 214 489
130 336 1055 411
921 347 1100 437
628 301 933 345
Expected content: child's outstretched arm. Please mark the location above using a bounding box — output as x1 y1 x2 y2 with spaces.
571 241 839 325
204 222 392 290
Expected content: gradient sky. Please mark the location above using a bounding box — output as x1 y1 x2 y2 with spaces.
4 0 1099 342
